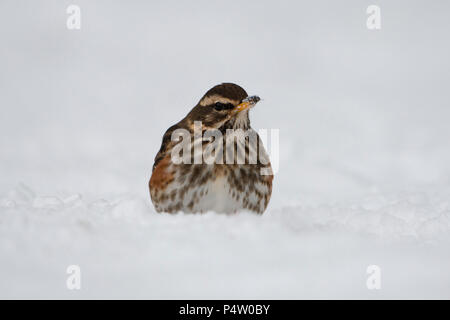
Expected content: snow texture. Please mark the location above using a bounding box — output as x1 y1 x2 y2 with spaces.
1 0 450 298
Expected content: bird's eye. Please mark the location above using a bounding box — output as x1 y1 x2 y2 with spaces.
214 102 234 111
214 102 225 111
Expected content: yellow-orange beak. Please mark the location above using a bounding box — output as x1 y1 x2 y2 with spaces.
233 95 261 114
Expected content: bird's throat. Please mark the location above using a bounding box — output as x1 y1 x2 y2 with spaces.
222 110 250 130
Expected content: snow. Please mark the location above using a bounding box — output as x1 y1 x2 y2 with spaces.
2 185 450 299
1 1 450 299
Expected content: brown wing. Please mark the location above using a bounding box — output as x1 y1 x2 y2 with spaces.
149 154 174 191
152 123 182 172
149 121 186 210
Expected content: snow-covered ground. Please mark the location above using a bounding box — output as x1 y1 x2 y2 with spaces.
1 1 450 299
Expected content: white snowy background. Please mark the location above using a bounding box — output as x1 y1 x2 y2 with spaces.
1 0 450 299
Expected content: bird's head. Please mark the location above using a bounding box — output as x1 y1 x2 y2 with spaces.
186 83 260 130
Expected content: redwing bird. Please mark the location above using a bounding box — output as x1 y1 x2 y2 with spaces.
149 83 273 214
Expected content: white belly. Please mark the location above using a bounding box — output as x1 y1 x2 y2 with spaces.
188 175 242 213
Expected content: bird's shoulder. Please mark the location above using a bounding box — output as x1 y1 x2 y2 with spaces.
152 120 189 172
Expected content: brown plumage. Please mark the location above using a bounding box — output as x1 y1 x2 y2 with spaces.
149 83 273 214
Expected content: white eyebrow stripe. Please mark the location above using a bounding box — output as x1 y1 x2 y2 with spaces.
199 94 239 107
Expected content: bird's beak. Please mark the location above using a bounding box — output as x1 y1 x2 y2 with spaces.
233 95 261 114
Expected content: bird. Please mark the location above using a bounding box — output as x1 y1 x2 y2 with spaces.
149 83 273 214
